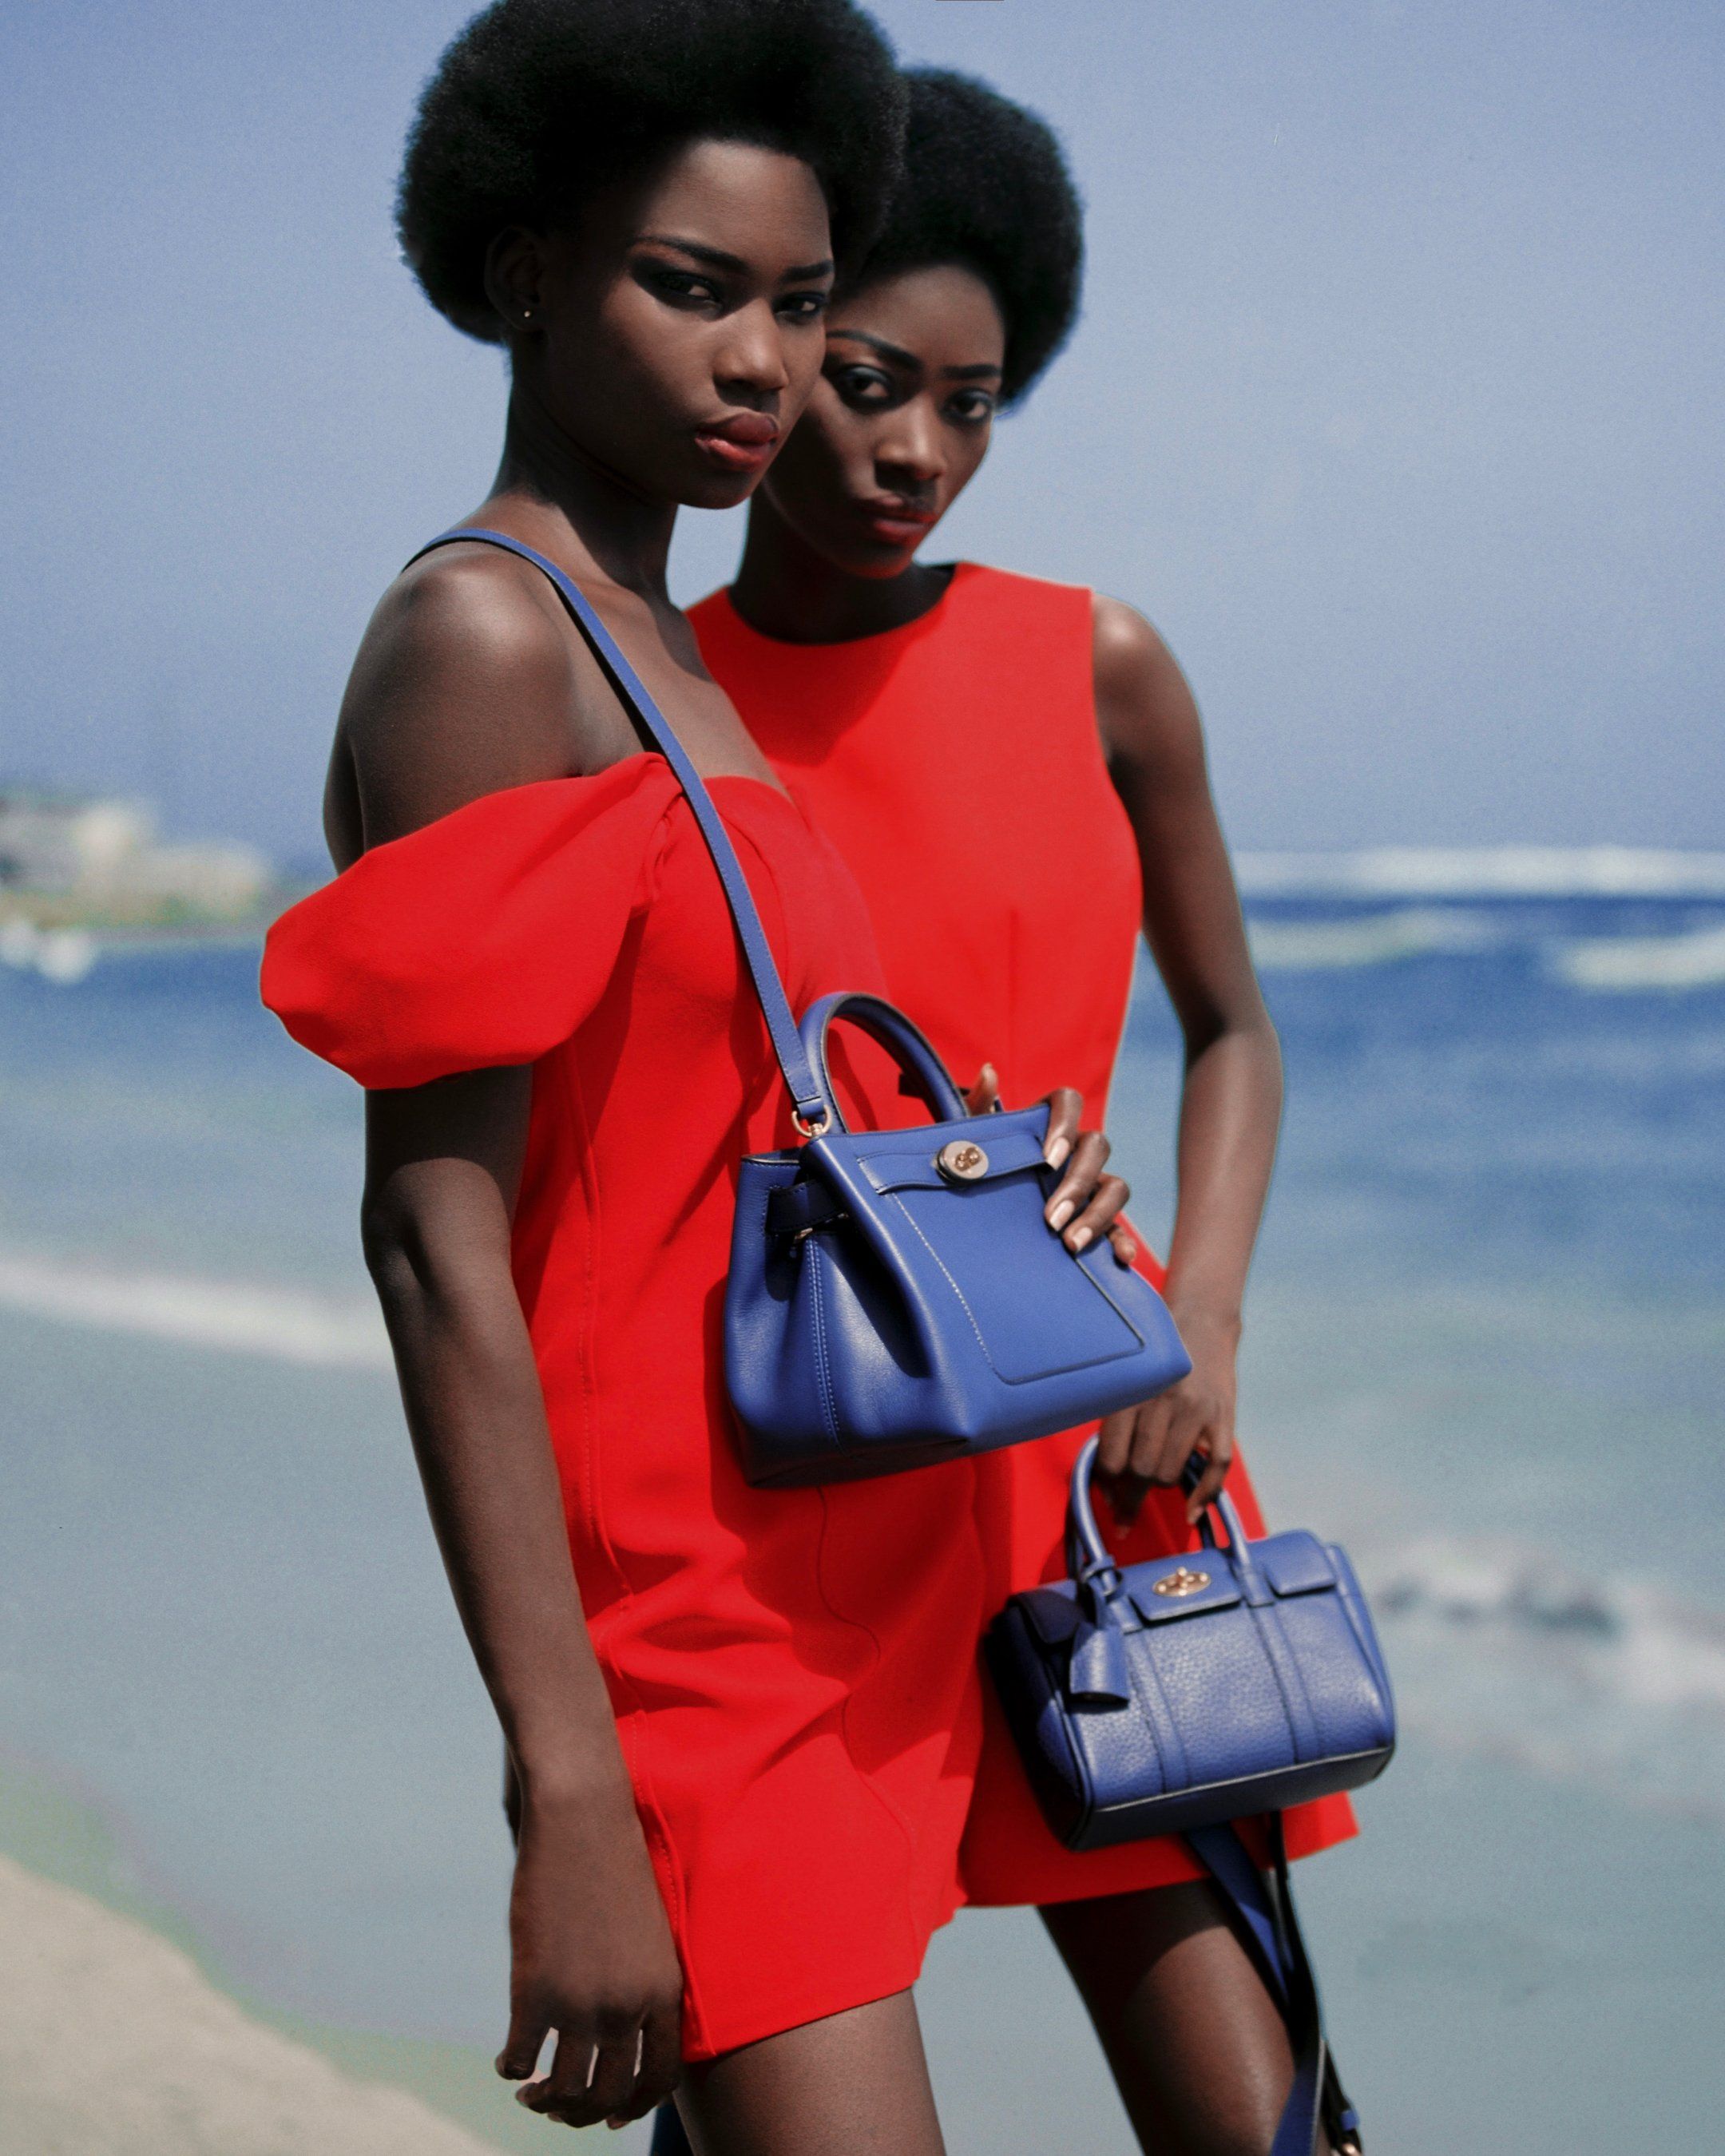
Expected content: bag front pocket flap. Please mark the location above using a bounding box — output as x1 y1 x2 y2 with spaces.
1257 1532 1338 1598
1124 1558 1243 1624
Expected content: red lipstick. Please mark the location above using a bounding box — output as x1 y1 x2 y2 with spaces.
694 411 779 474
858 495 938 548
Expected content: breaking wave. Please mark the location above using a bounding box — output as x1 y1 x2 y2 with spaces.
1547 923 1725 993
1247 907 1500 970
1237 846 1725 899
1369 1538 1725 1822
0 1249 391 1370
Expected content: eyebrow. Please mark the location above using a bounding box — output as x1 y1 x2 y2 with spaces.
827 328 1002 381
636 233 835 283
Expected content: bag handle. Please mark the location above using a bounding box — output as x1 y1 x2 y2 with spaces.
798 991 968 1131
407 529 835 1132
1066 1432 1263 1595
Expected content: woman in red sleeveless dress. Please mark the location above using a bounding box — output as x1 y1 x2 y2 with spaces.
691 69 1358 2154
262 17 1132 2150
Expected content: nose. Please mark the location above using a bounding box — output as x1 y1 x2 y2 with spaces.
876 396 946 493
714 299 791 403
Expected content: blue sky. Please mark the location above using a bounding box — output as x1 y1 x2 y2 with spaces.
1 1 1719 859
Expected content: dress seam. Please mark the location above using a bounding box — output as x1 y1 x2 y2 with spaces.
557 838 710 2055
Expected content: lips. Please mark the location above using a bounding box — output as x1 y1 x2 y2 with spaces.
693 411 780 473
859 497 938 547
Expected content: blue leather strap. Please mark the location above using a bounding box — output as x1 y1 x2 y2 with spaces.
407 529 832 1128
1188 1818 1362 2154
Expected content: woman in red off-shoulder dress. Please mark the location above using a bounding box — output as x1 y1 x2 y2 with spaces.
262 15 1133 2151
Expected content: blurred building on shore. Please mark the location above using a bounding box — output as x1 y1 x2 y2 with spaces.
0 789 272 929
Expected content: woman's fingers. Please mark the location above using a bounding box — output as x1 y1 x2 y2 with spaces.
519 2024 634 2129
1058 1171 1131 1254
1095 1403 1140 1479
1108 1220 1138 1266
965 1060 1001 1115
1044 1129 1113 1235
1041 1086 1084 1170
496 2000 549 2084
1187 1436 1234 1521
608 2003 683 2126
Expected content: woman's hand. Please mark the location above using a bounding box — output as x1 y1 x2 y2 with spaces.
965 1066 1134 1260
1095 1303 1240 1527
498 1778 684 2130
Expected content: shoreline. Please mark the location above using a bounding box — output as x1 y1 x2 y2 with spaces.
0 1758 635 2154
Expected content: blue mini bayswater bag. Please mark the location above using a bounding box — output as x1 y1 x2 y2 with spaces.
987 1435 1396 1847
986 1437 1394 2154
416 531 1192 1488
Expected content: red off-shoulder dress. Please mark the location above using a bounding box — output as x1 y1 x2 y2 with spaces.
260 756 992 2058
690 567 1357 1904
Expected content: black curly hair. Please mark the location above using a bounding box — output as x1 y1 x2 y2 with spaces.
853 69 1084 406
398 0 906 343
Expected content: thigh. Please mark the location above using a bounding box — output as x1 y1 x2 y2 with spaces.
673 1989 945 2156
1042 1879 1325 2156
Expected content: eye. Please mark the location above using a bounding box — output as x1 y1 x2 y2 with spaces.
640 264 724 309
946 388 997 426
829 363 896 408
775 291 831 323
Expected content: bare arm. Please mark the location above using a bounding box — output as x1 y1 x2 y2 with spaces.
1092 594 1283 1520
338 551 680 2129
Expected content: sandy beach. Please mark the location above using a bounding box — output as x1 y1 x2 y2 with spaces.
0 1853 505 2156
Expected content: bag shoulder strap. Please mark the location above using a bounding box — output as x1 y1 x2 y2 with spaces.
407 527 831 1128
1187 1820 1362 2154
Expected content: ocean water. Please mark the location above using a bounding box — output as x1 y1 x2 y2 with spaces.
2 880 1723 2148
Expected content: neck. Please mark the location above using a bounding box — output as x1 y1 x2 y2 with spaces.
486 377 679 600
729 495 952 644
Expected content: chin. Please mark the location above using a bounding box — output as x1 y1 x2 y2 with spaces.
680 468 767 513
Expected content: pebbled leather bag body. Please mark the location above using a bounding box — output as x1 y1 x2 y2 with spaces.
415 532 1192 1487
986 1435 1396 1849
985 1437 1394 2152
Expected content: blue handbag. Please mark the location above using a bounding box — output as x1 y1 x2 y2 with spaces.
413 532 1192 1485
986 1435 1394 2153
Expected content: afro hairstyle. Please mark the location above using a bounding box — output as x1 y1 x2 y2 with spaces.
853 68 1084 406
398 0 906 342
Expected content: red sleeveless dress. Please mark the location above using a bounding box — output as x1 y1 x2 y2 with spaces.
691 568 1356 1901
260 757 993 2057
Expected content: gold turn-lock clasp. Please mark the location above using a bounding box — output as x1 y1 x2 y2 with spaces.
1152 1566 1211 1599
936 1139 989 1183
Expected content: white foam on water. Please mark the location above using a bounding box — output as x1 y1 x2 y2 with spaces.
0 1248 391 1370
1369 1537 1725 1822
1248 906 1500 970
1237 846 1725 898
0 921 98 981
1547 922 1725 993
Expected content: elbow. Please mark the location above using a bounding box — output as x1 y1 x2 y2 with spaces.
359 1182 506 1320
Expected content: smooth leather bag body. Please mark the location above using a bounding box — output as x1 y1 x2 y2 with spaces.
413 533 1192 1486
985 1436 1395 1849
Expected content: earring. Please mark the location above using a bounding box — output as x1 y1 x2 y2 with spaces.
521 307 534 324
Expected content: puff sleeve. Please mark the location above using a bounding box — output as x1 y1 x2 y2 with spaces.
260 760 678 1088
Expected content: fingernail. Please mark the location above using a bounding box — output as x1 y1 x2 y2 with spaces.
1113 1241 1136 1266
1069 1225 1092 1251
1047 1198 1075 1231
1045 1137 1071 1169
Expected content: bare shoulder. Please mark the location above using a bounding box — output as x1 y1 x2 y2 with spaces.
1089 593 1206 781
333 546 599 853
